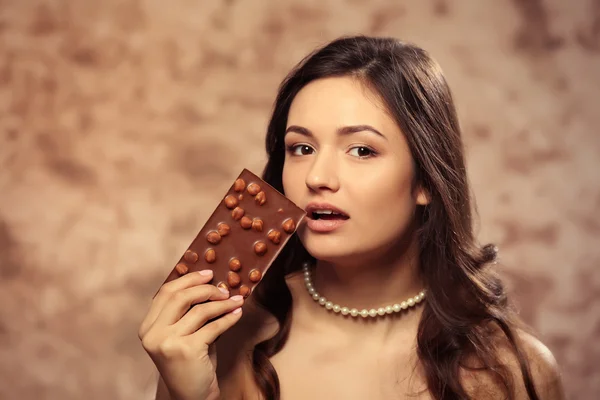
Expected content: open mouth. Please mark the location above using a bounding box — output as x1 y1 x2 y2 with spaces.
310 210 350 220
305 203 350 232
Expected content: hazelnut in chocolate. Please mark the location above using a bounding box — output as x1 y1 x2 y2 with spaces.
206 231 221 244
224 195 238 209
254 241 268 256
252 218 264 232
240 216 253 229
227 271 241 288
231 207 245 221
282 218 296 233
255 191 267 206
184 250 199 263
247 183 261 196
160 168 306 298
217 223 230 237
233 178 246 192
205 249 216 263
229 257 242 272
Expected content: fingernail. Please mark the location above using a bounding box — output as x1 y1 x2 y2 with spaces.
232 308 242 314
218 287 229 294
231 295 244 302
199 270 213 276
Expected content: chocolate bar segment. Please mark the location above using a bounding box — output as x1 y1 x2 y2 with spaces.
161 169 306 297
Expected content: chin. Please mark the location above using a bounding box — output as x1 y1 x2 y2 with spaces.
298 227 409 267
299 233 365 265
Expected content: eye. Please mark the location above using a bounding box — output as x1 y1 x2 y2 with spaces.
287 144 315 156
348 146 376 159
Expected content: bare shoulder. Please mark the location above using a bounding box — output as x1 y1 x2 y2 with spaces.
507 329 564 399
462 327 565 399
215 296 278 399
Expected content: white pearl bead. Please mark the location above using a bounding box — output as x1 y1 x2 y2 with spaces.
303 267 425 319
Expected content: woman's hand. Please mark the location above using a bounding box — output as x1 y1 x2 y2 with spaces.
139 270 244 400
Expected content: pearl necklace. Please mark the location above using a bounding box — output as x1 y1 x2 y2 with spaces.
302 263 427 318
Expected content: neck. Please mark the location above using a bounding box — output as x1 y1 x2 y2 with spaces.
288 234 426 342
312 255 423 311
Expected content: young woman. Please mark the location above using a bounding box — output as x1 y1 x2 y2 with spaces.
139 35 565 400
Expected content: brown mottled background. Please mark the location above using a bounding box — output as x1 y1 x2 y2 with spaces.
0 0 598 399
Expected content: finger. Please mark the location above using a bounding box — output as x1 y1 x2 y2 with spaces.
153 284 230 327
157 270 217 300
189 306 244 346
139 270 222 338
175 295 245 335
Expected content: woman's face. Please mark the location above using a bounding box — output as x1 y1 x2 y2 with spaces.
282 76 429 265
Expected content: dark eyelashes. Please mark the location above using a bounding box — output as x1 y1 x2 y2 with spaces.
285 143 378 159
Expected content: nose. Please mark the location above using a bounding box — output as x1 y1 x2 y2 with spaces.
305 149 340 193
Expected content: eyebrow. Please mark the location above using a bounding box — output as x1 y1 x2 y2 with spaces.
285 124 387 140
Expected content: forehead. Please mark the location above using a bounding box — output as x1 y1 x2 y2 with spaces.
286 76 399 134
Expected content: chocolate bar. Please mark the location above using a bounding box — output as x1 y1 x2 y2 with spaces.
161 168 306 297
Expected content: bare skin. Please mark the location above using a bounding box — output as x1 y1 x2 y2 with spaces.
145 76 565 400
267 76 432 399
139 270 245 400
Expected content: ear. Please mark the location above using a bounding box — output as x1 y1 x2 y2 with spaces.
414 186 431 206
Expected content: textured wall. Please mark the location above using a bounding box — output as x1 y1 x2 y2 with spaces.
1 0 598 399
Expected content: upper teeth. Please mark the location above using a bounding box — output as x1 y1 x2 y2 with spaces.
314 210 336 215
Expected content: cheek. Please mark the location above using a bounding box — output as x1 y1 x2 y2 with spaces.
282 161 302 200
350 174 416 235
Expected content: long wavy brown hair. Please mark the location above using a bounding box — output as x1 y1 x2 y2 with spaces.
252 35 539 400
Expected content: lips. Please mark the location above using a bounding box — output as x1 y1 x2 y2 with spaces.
310 210 349 220
304 202 349 233
305 202 349 217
